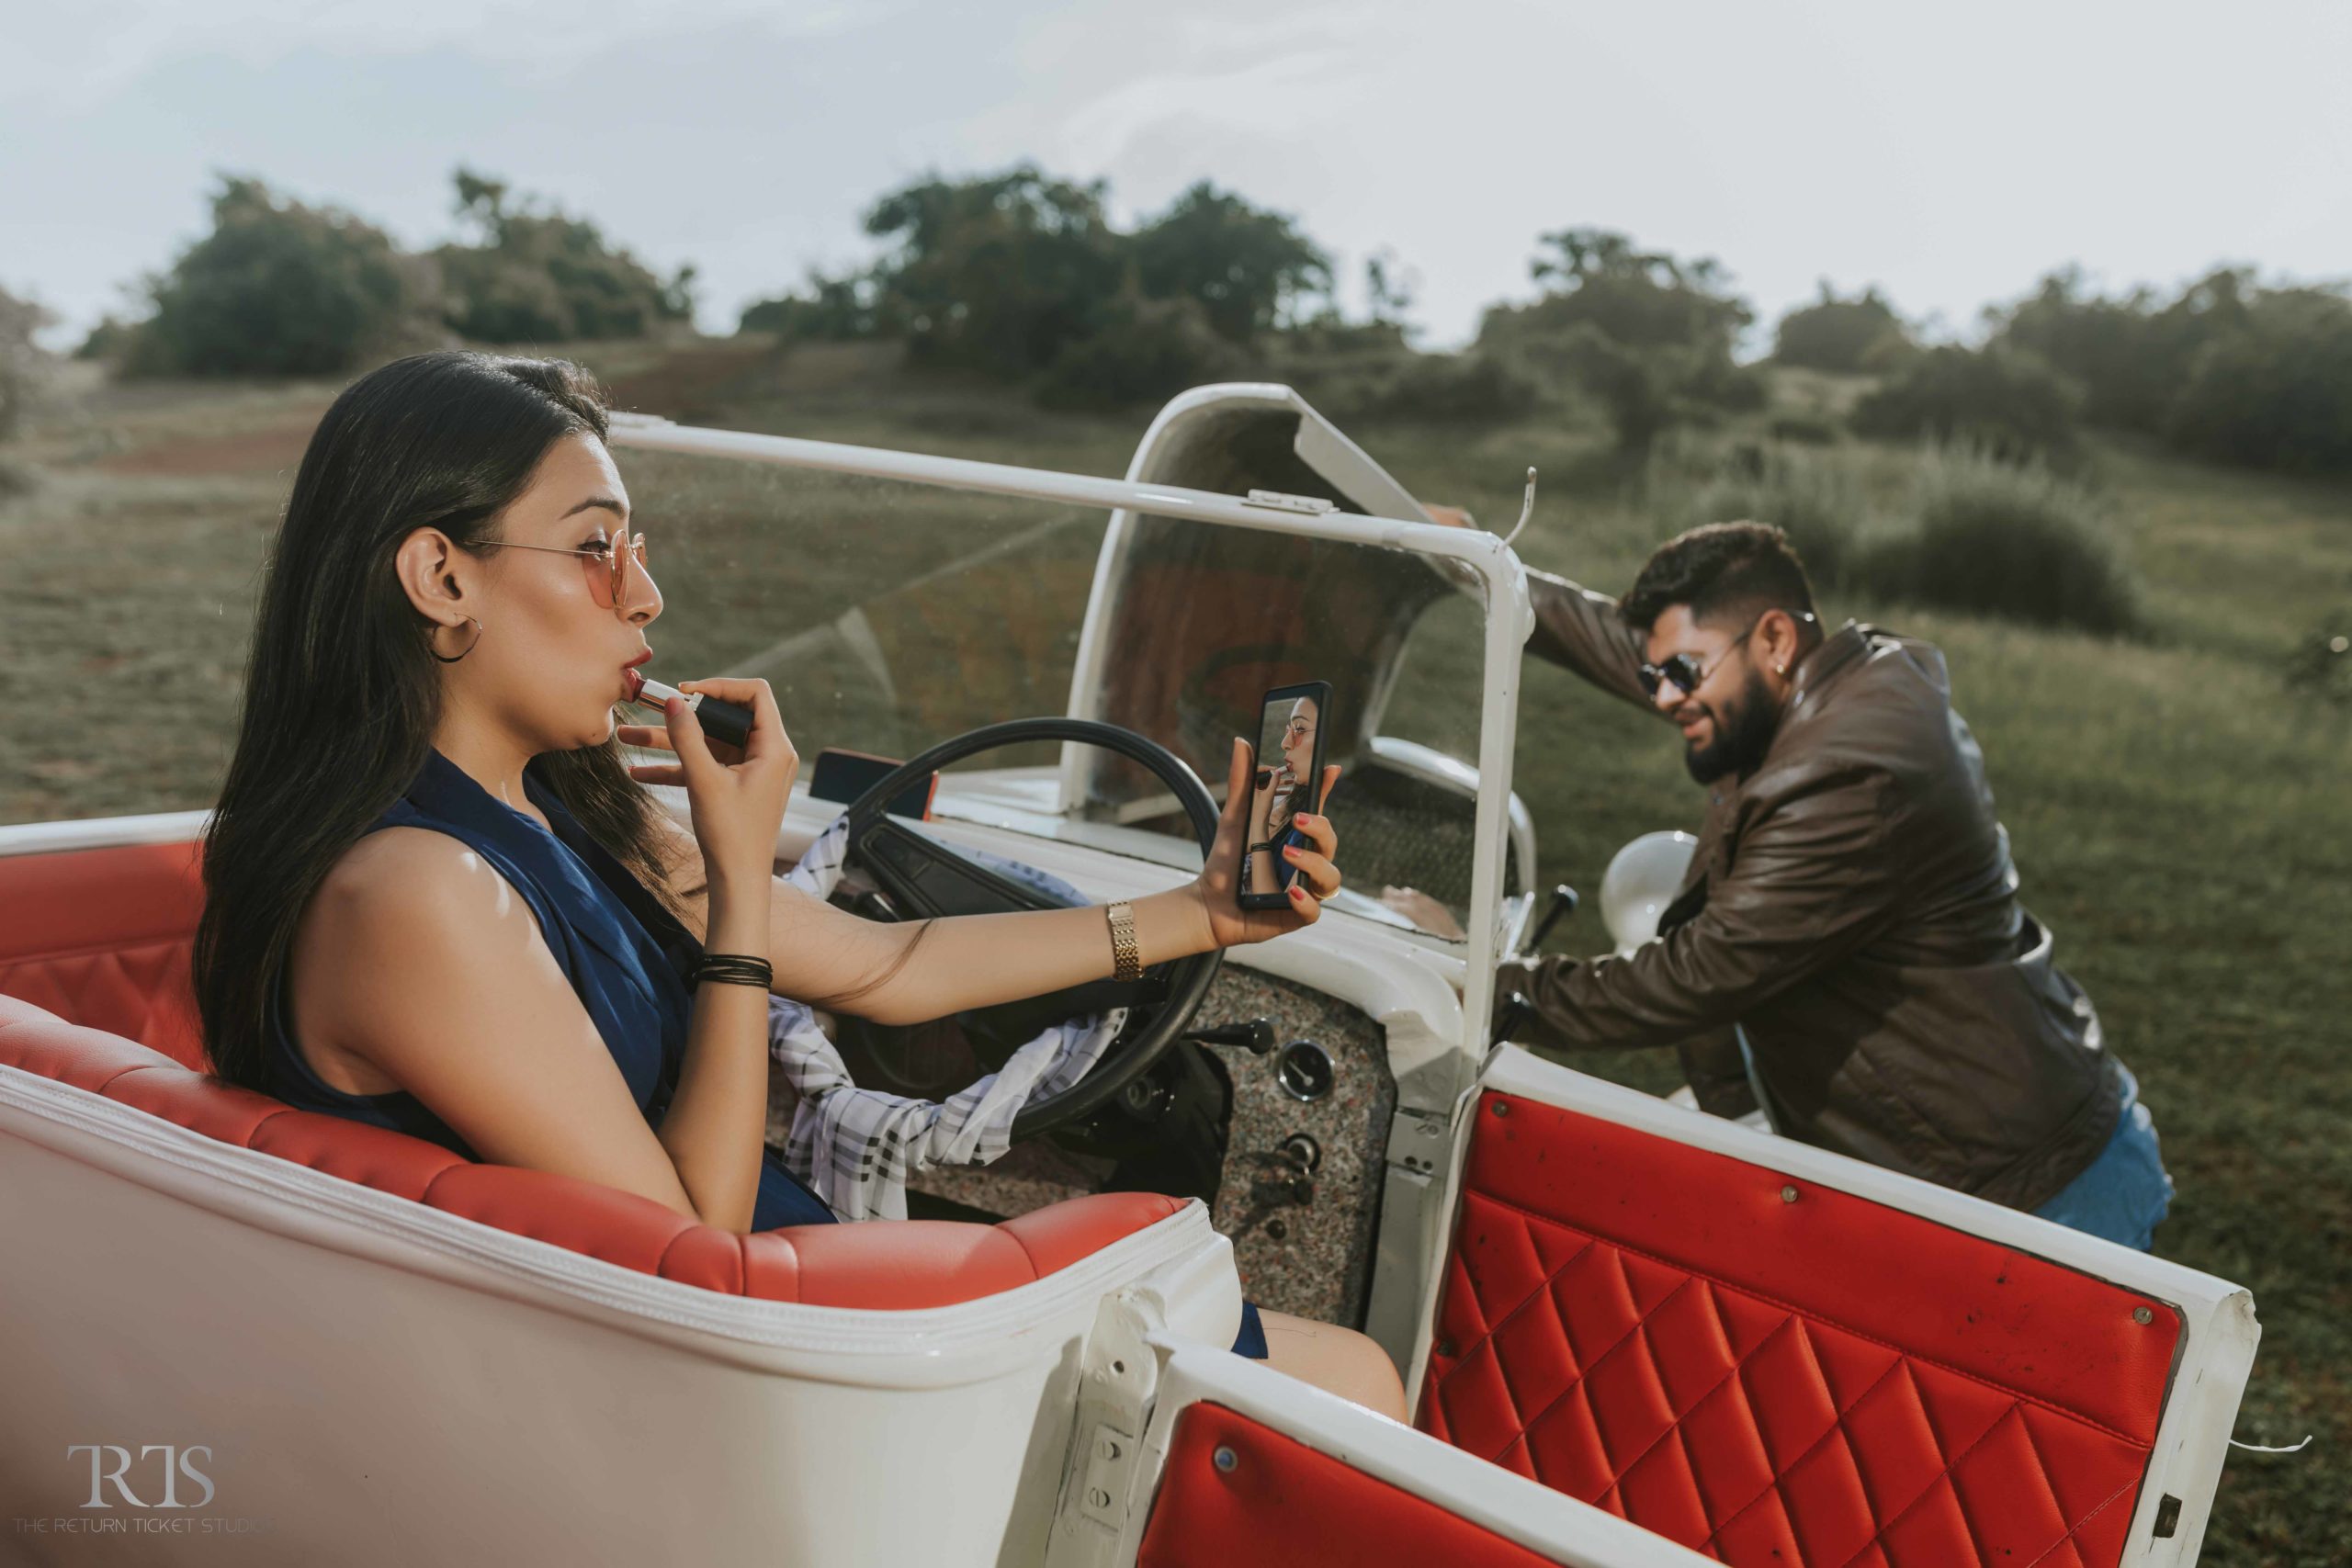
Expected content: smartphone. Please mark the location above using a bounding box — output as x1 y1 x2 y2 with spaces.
1238 680 1332 910
808 748 938 820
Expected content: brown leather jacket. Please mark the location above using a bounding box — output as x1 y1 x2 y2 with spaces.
1496 570 2124 1211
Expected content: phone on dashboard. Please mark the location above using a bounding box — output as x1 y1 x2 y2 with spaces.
808 748 938 820
1238 680 1332 910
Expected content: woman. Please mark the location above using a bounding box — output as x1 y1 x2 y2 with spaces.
191 351 1405 1419
1243 694 1321 899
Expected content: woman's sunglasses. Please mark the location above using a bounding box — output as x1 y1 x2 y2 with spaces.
469 531 650 613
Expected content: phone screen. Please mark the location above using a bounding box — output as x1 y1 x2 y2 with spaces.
1240 681 1331 909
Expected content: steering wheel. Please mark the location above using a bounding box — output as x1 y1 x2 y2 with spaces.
836 717 1225 1139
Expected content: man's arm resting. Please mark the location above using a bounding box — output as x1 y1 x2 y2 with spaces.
1524 568 1656 712
1495 764 1902 1051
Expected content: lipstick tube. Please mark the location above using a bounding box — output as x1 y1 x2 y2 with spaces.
623 670 754 751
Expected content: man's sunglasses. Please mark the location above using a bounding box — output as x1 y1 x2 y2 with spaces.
1636 611 1815 701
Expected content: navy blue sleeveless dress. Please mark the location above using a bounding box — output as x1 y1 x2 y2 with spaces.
263 746 1272 1357
264 745 835 1231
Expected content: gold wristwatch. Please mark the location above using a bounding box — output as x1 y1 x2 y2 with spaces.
1105 900 1142 982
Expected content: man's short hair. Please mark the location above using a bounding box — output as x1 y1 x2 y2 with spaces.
1620 520 1820 636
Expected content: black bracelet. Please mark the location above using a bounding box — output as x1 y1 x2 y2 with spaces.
689 952 774 989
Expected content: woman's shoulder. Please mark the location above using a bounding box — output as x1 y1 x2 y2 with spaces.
289 824 570 1088
303 825 553 976
285 829 492 1097
318 824 503 912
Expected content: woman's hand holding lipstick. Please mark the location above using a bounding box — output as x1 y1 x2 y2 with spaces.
620 677 795 894
621 671 755 760
619 678 750 767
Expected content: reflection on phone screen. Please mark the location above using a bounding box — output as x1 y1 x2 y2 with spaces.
1248 689 1322 901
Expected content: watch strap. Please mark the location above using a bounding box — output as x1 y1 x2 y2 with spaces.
1105 900 1143 983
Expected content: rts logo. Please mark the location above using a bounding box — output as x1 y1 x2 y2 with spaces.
65 1445 217 1509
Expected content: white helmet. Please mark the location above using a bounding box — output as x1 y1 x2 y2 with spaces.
1600 830 1700 955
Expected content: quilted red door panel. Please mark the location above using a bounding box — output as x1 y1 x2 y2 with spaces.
1417 1091 2180 1567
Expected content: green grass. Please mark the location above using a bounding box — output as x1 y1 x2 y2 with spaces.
2 343 2345 1560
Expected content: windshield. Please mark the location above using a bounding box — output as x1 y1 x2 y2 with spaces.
621 449 1098 761
616 427 1496 943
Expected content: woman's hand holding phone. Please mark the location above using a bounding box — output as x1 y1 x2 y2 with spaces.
617 677 796 896
1193 737 1343 947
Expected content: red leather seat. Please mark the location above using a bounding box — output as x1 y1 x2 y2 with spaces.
0 840 210 1069
0 840 1182 1308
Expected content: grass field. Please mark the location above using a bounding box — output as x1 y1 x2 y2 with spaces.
3 339 2346 1562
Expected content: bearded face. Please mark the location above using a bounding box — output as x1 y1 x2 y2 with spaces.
1679 659 1782 784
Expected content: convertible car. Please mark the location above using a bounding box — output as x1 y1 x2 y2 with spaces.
0 386 2259 1565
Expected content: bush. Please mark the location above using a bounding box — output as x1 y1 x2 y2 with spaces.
739 272 879 341
1855 441 2139 635
2164 288 2352 475
1033 295 1245 410
128 176 430 377
1645 436 1866 587
1850 345 2083 461
2284 610 2352 708
74 314 138 363
0 285 53 441
1305 348 1543 424
1770 413 1841 446
1773 284 1913 372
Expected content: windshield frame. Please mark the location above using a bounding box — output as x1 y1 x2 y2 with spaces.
605 405 1535 1045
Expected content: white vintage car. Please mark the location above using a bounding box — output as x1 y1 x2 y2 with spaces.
0 387 2259 1566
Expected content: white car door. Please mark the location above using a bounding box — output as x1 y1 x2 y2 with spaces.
1394 1045 2258 1567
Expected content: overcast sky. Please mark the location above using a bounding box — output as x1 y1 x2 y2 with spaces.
6 0 2351 355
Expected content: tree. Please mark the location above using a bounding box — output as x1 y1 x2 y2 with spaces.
1514 226 1751 353
1130 182 1332 342
130 176 427 377
2165 287 2352 474
858 164 1125 374
436 167 695 344
1991 265 2258 436
1479 227 1758 449
1773 282 1913 372
1363 249 1417 332
740 165 1347 396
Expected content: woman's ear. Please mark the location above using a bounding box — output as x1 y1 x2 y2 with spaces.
394 526 478 630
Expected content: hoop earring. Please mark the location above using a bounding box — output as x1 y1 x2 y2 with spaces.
429 616 483 663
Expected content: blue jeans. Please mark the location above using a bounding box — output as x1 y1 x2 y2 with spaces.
2033 1065 2174 1251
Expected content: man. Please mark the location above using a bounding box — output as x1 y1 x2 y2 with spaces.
1493 520 2173 1249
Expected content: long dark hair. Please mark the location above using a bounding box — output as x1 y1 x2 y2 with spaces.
193 351 684 1090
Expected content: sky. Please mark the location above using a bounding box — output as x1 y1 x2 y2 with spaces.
6 0 2352 355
